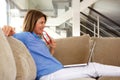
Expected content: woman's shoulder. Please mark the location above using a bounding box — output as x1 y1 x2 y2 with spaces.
14 32 31 37
16 32 31 34
13 32 32 42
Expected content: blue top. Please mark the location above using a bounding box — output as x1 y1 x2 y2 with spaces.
13 32 63 80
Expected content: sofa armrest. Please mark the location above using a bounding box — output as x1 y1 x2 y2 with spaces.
0 28 16 80
7 36 36 80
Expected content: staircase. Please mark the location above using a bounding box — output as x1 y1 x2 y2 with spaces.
46 0 120 38
80 7 120 37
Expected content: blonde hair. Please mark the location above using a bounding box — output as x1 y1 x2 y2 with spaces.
23 9 47 32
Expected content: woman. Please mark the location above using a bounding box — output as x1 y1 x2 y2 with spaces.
2 9 120 80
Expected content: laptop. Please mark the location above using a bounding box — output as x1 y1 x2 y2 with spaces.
64 41 96 68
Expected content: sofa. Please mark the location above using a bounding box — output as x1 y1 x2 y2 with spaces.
0 28 120 80
0 28 36 80
54 34 120 80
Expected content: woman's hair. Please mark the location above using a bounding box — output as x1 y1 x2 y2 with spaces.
23 9 47 32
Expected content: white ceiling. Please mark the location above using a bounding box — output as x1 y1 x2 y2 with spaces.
10 0 120 24
10 0 71 17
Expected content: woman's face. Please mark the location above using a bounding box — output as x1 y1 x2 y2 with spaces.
33 17 46 35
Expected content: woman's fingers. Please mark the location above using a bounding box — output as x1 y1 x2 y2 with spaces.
2 25 15 36
2 26 8 36
6 26 11 36
49 38 56 49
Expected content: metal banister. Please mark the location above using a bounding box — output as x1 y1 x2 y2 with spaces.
88 7 120 27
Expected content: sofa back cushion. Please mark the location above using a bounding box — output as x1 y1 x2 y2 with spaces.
0 28 16 80
7 36 36 80
99 77 120 80
54 34 90 65
92 37 120 66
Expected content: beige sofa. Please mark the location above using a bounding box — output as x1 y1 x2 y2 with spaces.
0 28 120 80
0 28 36 80
54 35 120 80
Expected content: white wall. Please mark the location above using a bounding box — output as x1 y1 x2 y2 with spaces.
0 0 7 27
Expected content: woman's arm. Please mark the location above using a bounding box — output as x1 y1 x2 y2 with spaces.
2 25 15 36
49 38 56 55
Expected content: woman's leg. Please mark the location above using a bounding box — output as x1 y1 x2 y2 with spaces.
93 62 120 77
40 62 120 80
40 63 98 80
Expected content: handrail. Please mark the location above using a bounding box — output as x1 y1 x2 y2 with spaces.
100 20 120 36
80 17 114 37
80 12 120 36
88 7 120 27
80 12 118 37
80 17 94 26
80 12 96 22
81 30 86 35
80 24 95 34
88 12 120 36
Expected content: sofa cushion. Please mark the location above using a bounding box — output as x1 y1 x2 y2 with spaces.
54 34 90 65
7 36 36 80
98 77 120 80
0 28 16 80
92 37 120 66
72 78 96 80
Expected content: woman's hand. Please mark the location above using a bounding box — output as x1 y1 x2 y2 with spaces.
49 38 56 55
2 25 15 36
